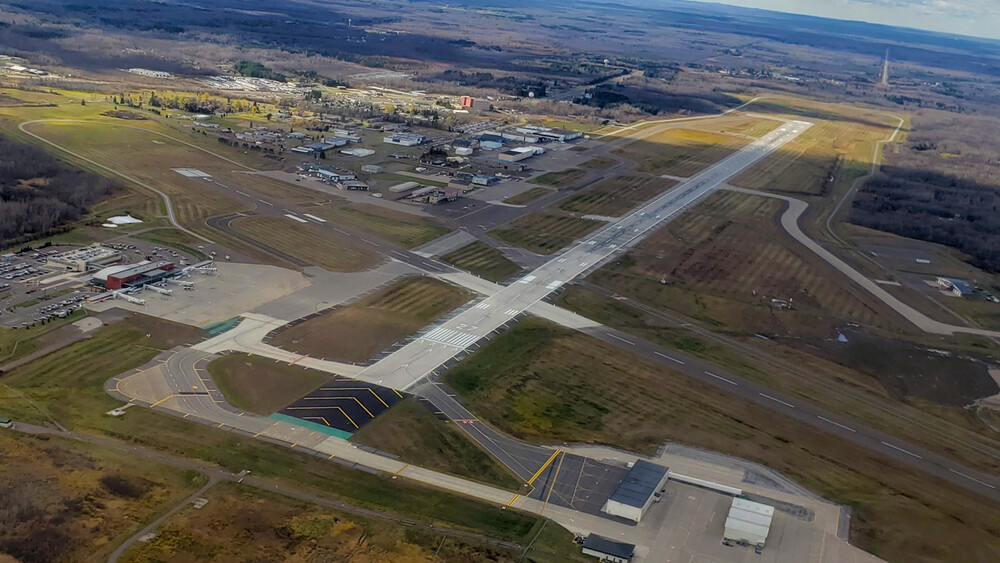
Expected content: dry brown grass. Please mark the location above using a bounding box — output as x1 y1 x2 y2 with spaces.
558 175 676 217
229 215 378 272
489 213 602 255
613 128 749 176
272 277 471 362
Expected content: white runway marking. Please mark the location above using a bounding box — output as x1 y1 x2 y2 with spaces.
284 214 308 223
474 302 491 310
545 280 563 290
704 371 737 386
422 328 479 348
303 213 326 223
236 190 250 197
949 469 997 489
817 416 856 433
880 441 922 459
172 168 211 178
518 275 537 284
654 351 685 365
504 309 519 316
608 333 635 345
758 393 795 408
257 199 273 206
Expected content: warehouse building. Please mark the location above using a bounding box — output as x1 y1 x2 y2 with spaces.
723 498 774 547
498 146 544 162
581 535 634 563
516 125 583 142
48 245 122 272
383 133 427 146
472 156 527 172
92 261 176 290
602 460 669 523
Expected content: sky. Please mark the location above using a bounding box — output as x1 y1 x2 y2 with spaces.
691 0 1000 40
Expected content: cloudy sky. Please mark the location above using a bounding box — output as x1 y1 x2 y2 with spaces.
691 0 1000 40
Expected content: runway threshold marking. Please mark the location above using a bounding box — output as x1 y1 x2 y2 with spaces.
758 393 795 408
654 351 685 365
949 469 997 489
880 441 922 459
817 416 856 433
704 371 738 386
527 449 562 486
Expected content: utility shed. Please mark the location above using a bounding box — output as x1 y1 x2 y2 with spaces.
601 460 668 523
724 497 774 547
581 535 634 563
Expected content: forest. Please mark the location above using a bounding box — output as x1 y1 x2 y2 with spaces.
851 166 1000 273
0 133 119 250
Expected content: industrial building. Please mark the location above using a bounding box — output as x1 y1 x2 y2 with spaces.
383 133 427 146
515 125 583 142
92 261 176 290
723 498 774 547
48 245 122 272
937 277 973 297
581 535 634 563
498 146 544 162
601 460 668 523
460 96 492 111
389 181 422 194
472 156 527 172
361 164 384 174
471 174 500 186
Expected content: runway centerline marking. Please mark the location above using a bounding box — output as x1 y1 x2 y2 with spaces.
608 333 635 345
817 416 856 433
758 393 794 408
880 441 922 459
949 469 996 489
704 371 737 386
654 351 685 365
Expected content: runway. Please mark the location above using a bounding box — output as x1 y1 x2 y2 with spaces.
356 120 812 390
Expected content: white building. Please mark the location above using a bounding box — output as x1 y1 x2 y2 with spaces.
128 68 173 79
383 133 427 146
724 498 774 547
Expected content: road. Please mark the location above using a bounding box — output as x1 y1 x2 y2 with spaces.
356 120 812 390
727 186 1000 338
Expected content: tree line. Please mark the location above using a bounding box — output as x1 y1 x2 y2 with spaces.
0 134 119 250
851 166 1000 272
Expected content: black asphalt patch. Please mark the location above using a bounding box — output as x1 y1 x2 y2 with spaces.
529 452 630 516
278 376 406 434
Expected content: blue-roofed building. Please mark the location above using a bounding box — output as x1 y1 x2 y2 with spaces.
937 277 974 297
582 535 634 562
601 460 668 522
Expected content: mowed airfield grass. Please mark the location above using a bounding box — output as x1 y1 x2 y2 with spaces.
229 215 379 272
311 202 451 248
0 313 584 558
445 318 1000 562
490 213 603 255
351 398 523 491
558 175 677 217
272 277 471 363
441 241 522 282
208 353 329 415
589 190 897 337
613 128 749 177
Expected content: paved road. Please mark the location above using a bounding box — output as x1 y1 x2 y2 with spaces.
727 186 1000 338
356 121 812 390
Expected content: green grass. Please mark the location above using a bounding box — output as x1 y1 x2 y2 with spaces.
441 241 522 282
531 169 587 188
312 203 451 248
490 213 602 255
444 316 1000 562
0 309 86 364
208 354 329 415
351 397 522 490
0 314 577 551
231 215 378 271
503 187 552 205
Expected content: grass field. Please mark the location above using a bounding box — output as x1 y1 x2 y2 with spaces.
208 353 329 415
0 313 584 555
731 119 890 196
0 309 86 362
272 277 471 363
229 215 378 272
120 482 532 562
351 398 522 490
445 317 1000 562
1 431 204 562
558 175 677 217
614 128 749 176
503 186 552 205
685 115 782 138
588 190 898 338
441 241 522 282
490 213 602 255
311 202 451 248
531 168 587 188
580 156 616 169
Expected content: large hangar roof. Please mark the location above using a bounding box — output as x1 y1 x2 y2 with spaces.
608 460 668 508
